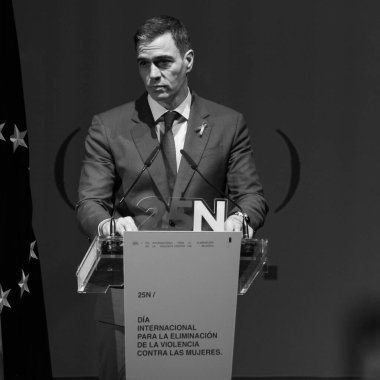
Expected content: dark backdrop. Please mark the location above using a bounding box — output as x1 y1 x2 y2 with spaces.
12 0 380 377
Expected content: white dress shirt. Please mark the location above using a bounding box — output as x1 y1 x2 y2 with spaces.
147 89 192 171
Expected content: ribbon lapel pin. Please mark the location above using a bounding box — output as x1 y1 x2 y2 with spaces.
195 121 208 137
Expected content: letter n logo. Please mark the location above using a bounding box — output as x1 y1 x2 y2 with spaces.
193 199 227 232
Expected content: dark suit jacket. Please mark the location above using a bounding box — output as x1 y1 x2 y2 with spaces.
76 92 268 325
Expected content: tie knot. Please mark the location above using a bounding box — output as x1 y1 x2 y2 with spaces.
163 111 178 132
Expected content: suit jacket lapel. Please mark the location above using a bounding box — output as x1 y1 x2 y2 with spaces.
131 94 171 203
173 93 212 198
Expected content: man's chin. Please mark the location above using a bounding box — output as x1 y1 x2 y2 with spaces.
149 91 172 104
150 90 169 98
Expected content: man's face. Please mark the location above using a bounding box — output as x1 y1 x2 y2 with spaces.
137 32 194 109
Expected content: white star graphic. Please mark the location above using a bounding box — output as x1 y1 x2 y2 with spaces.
18 270 30 298
10 124 28 152
0 285 11 315
30 240 38 260
0 123 6 141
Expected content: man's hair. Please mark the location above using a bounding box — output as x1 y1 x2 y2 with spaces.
134 15 192 55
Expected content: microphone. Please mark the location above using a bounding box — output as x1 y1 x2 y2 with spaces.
180 149 251 239
117 145 161 207
101 145 161 255
180 149 198 170
108 144 161 237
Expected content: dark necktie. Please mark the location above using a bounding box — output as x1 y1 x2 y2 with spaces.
161 111 178 195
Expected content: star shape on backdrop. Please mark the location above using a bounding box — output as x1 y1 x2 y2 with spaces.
29 240 38 260
10 124 28 152
0 285 11 315
0 122 6 141
18 270 30 298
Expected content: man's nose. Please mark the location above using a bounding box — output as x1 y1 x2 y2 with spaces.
149 64 161 79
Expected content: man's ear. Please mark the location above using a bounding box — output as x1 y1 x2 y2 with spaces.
184 49 194 73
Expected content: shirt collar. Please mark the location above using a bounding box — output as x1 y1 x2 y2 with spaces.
148 89 192 123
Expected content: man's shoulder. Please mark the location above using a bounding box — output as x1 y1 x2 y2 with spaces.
96 99 137 120
94 93 243 123
95 93 150 121
194 93 243 118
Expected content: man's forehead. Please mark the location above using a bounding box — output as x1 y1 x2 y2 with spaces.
137 33 179 58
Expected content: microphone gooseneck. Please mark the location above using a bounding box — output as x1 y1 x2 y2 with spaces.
180 149 250 239
109 145 161 236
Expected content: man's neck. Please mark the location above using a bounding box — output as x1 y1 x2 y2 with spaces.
148 88 191 122
158 87 189 110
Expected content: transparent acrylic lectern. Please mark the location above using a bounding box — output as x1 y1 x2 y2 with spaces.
76 197 268 294
76 235 268 295
76 198 268 380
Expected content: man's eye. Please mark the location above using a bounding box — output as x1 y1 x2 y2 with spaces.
138 61 149 68
156 60 171 68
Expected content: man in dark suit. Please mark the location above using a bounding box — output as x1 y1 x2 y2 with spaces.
76 15 267 380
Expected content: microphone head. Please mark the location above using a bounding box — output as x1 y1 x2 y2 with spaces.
145 145 161 166
180 149 197 169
